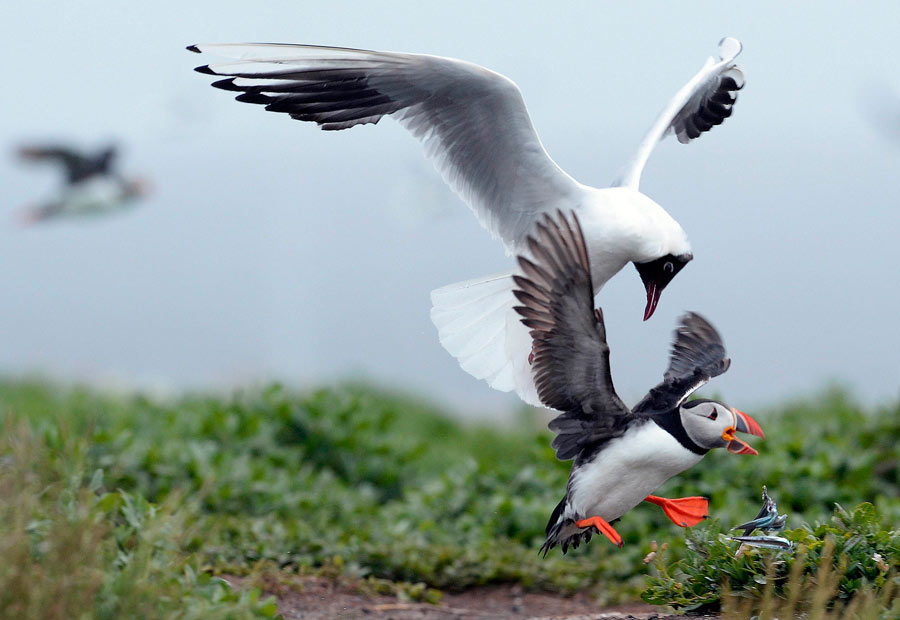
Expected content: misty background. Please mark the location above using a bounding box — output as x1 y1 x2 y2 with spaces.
2 1 898 418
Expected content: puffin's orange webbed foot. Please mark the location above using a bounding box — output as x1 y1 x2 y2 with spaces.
645 495 709 527
575 516 623 547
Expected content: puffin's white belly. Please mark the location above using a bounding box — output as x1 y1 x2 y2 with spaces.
62 178 127 215
567 422 704 522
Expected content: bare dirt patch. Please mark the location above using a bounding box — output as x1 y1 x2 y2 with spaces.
222 574 706 620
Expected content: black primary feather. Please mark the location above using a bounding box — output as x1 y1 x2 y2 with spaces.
672 67 744 145
193 59 413 131
512 210 633 461
632 312 731 416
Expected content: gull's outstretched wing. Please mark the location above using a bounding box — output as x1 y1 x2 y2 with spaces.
632 312 731 416
189 43 583 252
18 145 117 184
615 38 745 190
512 210 633 460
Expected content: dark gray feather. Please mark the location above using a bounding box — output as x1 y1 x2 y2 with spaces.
632 312 731 416
512 210 632 461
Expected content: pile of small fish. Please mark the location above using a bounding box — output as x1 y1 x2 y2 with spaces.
731 486 792 553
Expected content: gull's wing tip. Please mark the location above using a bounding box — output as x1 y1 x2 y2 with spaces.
186 44 201 53
194 65 217 75
717 37 743 61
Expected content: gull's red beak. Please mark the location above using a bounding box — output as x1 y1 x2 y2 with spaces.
643 282 661 321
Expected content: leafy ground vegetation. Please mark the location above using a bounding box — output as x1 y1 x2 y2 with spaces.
0 379 898 618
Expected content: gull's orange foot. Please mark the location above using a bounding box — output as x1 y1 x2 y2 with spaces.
645 495 709 527
575 516 624 547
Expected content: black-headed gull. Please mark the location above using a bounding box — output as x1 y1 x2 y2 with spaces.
16 145 148 224
188 38 744 406
511 210 763 554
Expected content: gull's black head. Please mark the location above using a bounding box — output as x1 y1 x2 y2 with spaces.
634 252 692 321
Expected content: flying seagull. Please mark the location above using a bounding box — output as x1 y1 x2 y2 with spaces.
188 38 745 407
16 145 148 224
511 210 763 554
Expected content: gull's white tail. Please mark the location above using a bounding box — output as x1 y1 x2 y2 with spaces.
430 273 541 407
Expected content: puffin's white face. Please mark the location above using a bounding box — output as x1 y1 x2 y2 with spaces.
679 399 764 454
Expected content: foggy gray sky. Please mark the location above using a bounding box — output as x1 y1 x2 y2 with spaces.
2 1 899 417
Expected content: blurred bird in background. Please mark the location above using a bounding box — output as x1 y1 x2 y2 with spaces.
16 144 149 224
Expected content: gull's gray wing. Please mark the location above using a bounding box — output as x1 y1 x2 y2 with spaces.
189 43 583 252
632 312 731 416
18 145 117 184
512 210 633 460
615 38 745 190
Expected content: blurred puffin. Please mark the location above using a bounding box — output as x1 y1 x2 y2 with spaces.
511 210 764 555
16 144 148 224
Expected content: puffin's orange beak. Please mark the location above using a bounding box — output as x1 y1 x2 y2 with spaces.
733 409 765 439
722 408 764 456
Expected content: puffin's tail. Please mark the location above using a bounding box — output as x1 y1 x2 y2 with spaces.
539 497 592 557
430 272 541 407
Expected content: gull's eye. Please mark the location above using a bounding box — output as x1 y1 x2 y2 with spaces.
664 261 674 273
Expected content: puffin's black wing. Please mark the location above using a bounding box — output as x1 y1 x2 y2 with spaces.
632 312 731 416
17 145 117 184
512 210 632 461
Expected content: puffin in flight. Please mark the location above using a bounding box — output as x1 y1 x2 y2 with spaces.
511 210 764 554
188 38 745 407
16 144 148 224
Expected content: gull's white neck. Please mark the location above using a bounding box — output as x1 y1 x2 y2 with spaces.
574 186 691 291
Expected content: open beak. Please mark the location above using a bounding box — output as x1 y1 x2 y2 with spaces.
723 408 764 455
643 282 661 321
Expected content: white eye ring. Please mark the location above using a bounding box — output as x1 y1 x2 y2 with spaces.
663 261 674 273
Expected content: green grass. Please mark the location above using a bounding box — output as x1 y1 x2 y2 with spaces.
1 379 899 617
0 416 279 620
643 503 900 613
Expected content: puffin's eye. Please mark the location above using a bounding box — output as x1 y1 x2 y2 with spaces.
708 410 718 420
663 261 674 273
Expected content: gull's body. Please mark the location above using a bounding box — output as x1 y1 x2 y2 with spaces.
189 39 745 406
